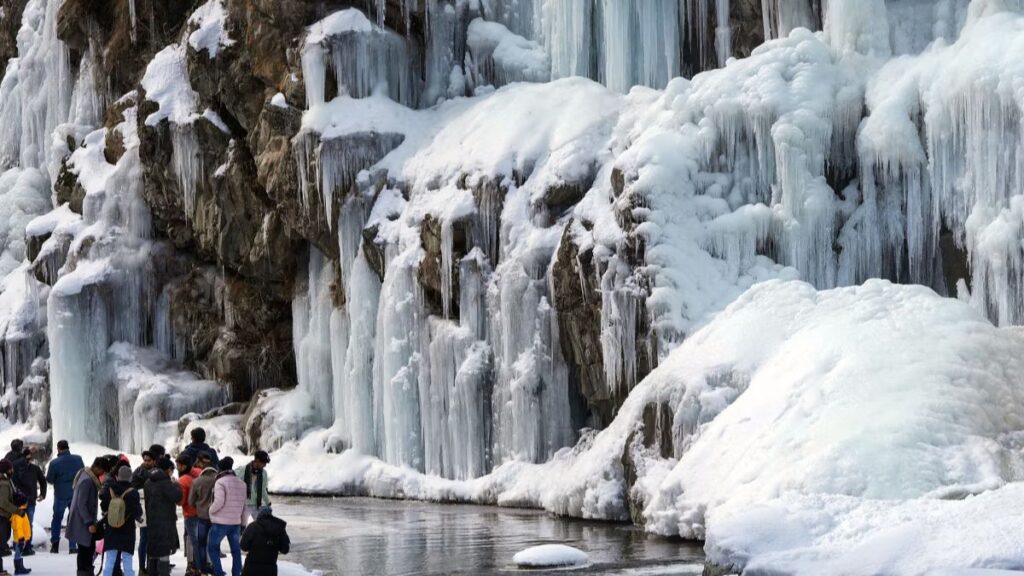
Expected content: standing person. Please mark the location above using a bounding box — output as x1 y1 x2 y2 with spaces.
131 451 156 574
180 429 219 469
100 466 143 576
240 507 289 576
10 494 31 575
16 448 44 557
235 452 270 527
175 455 201 576
207 458 245 576
143 458 181 576
188 453 217 575
46 440 85 554
2 441 22 464
68 458 106 576
0 460 21 576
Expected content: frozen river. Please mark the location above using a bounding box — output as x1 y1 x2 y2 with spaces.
273 496 706 575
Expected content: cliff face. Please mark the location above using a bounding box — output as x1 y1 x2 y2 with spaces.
0 0 987 491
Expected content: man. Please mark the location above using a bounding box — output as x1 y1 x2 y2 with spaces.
3 440 22 464
235 452 271 527
144 458 181 576
45 440 84 554
176 455 202 576
15 448 44 557
68 458 106 576
188 452 217 575
131 450 157 574
207 457 245 576
180 429 219 469
240 507 290 576
99 466 143 576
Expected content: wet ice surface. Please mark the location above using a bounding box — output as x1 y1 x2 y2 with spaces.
273 496 705 575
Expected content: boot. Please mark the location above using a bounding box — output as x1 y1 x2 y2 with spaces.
12 559 28 574
158 560 172 576
20 546 32 557
47 544 56 555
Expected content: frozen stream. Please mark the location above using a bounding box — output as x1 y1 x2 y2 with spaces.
272 496 706 575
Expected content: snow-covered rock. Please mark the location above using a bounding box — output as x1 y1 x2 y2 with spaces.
512 544 589 568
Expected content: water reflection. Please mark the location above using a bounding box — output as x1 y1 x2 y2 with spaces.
274 496 705 575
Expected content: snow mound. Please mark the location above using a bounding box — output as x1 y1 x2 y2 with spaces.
140 44 198 126
512 544 589 568
188 0 234 58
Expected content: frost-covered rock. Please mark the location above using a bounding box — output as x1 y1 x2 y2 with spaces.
512 544 589 568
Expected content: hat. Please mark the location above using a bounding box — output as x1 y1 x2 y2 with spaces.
117 466 132 482
218 456 234 472
254 450 270 464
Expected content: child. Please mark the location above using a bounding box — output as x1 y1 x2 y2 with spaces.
10 493 31 575
239 506 290 576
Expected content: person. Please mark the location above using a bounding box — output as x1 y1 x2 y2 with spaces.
143 457 181 576
0 460 20 576
15 448 44 557
176 455 201 576
207 457 246 576
2 441 22 464
240 507 289 576
68 458 106 576
180 429 219 469
10 493 31 575
188 452 217 575
235 452 271 527
46 440 85 554
100 466 143 576
131 450 157 574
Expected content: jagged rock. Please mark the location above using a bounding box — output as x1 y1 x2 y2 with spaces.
621 401 675 526
730 0 765 59
553 224 609 422
0 0 28 75
54 161 86 215
418 213 472 318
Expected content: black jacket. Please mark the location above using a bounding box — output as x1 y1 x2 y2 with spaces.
3 454 29 497
17 462 45 501
99 479 142 553
143 471 181 557
181 442 220 468
240 512 290 576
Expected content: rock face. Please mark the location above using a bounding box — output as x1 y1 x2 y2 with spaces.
621 402 675 525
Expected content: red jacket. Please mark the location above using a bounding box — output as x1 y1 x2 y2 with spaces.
178 467 202 518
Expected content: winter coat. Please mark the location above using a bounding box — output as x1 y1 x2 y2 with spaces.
0 476 20 520
240 511 290 576
236 464 271 509
4 456 32 500
17 462 45 502
130 464 153 490
181 442 220 468
178 467 202 518
143 470 182 557
99 479 143 553
209 471 246 526
45 451 84 501
67 468 101 547
10 506 29 543
188 468 217 520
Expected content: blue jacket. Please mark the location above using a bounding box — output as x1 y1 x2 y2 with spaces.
46 452 85 501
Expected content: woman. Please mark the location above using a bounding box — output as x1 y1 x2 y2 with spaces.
100 466 143 576
143 458 181 576
0 460 19 576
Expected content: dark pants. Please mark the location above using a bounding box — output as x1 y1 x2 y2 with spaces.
137 526 147 572
51 497 77 551
195 518 212 572
77 541 95 571
0 516 10 554
24 504 34 550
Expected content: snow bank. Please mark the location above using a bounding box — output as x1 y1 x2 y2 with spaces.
512 544 589 568
140 44 198 126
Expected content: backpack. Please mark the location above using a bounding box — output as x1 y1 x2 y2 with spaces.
106 486 135 529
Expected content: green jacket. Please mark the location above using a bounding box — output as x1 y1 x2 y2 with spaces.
0 476 18 519
234 464 271 509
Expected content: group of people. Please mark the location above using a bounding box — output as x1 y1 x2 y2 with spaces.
0 429 290 576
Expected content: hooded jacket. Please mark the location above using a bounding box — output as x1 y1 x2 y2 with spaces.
240 509 290 576
178 467 202 518
143 470 182 557
209 471 246 526
99 479 143 553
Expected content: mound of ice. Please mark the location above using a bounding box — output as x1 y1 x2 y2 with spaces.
512 544 589 568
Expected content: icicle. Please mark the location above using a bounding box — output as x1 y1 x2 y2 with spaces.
293 248 336 428
129 0 138 44
171 123 202 219
716 0 732 66
340 252 381 455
